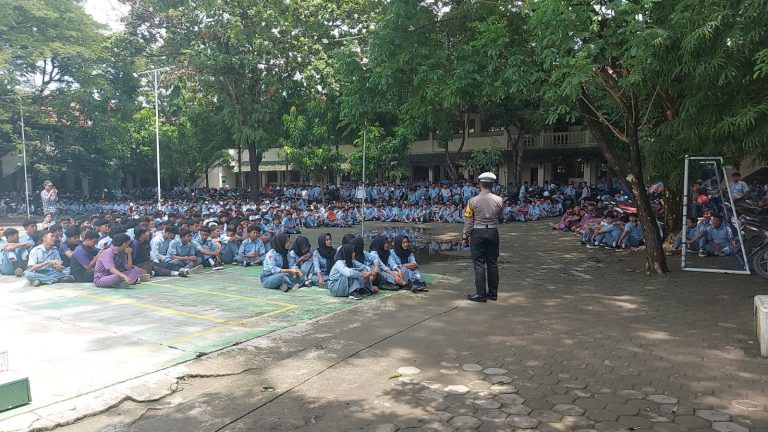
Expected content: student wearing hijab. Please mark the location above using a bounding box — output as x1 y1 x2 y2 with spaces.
369 235 406 290
327 243 373 300
312 233 335 286
388 234 427 292
333 233 358 264
350 237 378 294
288 235 314 286
260 233 302 291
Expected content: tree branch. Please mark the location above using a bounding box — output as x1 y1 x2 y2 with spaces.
578 92 629 143
640 84 659 129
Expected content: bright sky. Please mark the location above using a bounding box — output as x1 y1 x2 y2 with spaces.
84 0 130 32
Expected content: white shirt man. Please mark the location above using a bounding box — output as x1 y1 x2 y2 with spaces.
729 172 749 201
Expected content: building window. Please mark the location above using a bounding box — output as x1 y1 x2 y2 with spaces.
457 118 476 135
267 172 278 183
482 122 504 133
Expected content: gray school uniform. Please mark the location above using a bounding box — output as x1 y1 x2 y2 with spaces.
327 259 367 297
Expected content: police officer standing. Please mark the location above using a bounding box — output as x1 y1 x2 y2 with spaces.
462 172 503 302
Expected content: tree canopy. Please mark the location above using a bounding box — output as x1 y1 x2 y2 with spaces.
0 0 766 273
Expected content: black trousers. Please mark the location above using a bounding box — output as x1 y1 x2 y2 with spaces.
137 260 174 276
471 228 499 297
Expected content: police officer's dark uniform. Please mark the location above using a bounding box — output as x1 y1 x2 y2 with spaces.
462 172 503 302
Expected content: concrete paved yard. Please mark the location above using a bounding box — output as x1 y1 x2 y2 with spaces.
0 260 405 428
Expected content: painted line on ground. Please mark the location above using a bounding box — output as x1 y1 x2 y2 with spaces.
144 281 296 308
150 304 297 349
41 286 227 323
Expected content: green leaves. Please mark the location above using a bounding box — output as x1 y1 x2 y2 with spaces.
466 146 504 174
280 96 345 183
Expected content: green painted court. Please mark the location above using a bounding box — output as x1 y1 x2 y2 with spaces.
0 265 439 419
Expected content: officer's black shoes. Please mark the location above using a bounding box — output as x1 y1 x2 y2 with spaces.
467 294 487 302
487 296 498 301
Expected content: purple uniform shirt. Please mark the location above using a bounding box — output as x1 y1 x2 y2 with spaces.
94 246 128 279
72 245 93 266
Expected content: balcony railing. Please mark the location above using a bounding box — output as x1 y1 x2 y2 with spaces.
521 131 596 149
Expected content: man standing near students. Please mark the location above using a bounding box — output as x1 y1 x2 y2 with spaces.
729 172 750 201
41 180 59 218
462 172 503 303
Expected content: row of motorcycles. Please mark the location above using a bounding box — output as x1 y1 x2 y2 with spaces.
737 200 768 279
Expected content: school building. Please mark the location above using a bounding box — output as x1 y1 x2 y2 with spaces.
202 114 609 188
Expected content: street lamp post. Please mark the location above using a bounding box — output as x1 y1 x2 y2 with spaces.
18 97 30 219
137 67 171 210
361 128 366 236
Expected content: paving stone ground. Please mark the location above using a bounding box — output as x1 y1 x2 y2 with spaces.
14 221 768 431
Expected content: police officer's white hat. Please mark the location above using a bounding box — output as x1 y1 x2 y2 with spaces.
478 172 497 182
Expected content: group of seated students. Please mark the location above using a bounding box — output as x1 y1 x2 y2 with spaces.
502 196 565 222
0 215 427 300
668 210 736 257
551 204 647 250
259 232 427 299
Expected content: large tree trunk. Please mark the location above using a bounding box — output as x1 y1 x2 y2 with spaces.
578 92 668 274
505 126 525 187
663 185 682 239
625 96 668 274
236 145 243 189
626 141 668 274
450 112 470 179
247 142 262 202
444 146 457 179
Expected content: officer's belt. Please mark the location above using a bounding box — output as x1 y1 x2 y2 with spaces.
474 224 497 229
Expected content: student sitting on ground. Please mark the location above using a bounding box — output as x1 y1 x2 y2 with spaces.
0 228 31 276
617 213 645 249
288 235 314 286
236 224 266 266
132 227 186 278
368 235 406 290
196 226 224 269
150 225 178 269
70 230 101 282
553 206 581 231
700 214 735 257
350 237 380 294
19 221 37 250
25 231 71 287
327 244 374 300
668 216 700 255
388 234 427 292
260 233 302 292
93 233 148 288
595 212 622 248
282 212 301 234
58 227 81 268
220 224 242 264
167 228 204 274
95 219 112 249
312 233 335 286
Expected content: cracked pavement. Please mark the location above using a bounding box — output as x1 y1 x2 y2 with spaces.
2 221 768 431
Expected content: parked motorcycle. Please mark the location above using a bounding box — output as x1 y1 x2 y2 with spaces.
739 214 768 279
